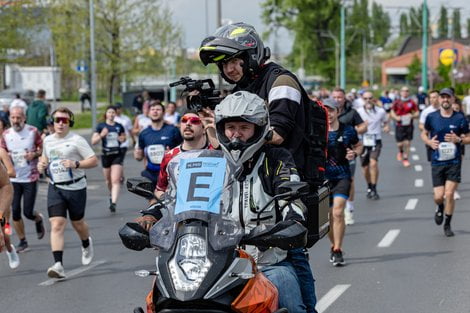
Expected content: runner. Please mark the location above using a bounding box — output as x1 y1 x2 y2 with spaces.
37 107 99 278
134 102 182 191
357 91 389 201
1 107 45 253
324 99 362 266
420 88 470 237
390 86 419 167
419 90 440 163
91 106 126 212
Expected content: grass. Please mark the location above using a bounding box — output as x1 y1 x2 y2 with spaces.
74 106 108 129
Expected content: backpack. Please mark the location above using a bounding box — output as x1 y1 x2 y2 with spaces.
257 64 330 247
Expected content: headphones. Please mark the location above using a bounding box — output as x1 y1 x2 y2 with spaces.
48 108 75 127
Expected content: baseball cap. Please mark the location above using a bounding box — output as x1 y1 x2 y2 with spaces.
323 98 339 110
439 88 454 97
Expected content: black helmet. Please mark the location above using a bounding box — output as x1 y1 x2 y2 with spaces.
118 222 151 251
199 23 271 84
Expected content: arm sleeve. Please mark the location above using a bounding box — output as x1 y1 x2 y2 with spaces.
268 75 302 140
352 110 364 126
156 152 171 192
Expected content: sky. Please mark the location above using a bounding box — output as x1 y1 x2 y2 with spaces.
167 0 470 54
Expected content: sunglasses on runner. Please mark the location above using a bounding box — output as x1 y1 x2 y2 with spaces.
181 116 202 125
53 117 70 124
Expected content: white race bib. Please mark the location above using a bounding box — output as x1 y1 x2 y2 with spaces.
363 134 376 147
437 142 457 161
106 132 119 148
49 159 73 183
401 115 412 126
147 144 165 164
11 150 28 167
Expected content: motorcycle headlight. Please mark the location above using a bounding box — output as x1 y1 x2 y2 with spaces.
169 234 212 292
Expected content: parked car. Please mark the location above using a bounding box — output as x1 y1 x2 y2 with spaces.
0 89 35 106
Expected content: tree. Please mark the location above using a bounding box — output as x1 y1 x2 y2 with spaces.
406 54 421 84
399 13 409 36
452 9 462 39
467 18 470 39
438 6 448 38
370 1 390 47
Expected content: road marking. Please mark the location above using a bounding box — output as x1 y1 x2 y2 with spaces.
378 229 400 248
412 154 420 161
414 165 423 172
317 284 351 313
415 179 423 187
405 198 418 210
39 259 107 286
410 146 416 152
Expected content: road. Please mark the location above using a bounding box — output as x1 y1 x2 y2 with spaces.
1 128 469 313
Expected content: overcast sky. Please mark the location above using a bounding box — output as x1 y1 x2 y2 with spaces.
167 0 470 54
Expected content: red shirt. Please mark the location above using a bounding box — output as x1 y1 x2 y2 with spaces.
392 99 418 126
156 143 214 193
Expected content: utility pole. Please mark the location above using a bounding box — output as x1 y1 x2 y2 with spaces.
340 2 346 89
421 0 428 90
362 33 367 85
89 0 97 131
216 0 223 92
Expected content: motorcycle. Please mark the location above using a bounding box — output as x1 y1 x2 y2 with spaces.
119 152 309 313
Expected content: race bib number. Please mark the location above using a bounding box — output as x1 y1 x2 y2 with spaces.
401 115 412 126
11 150 27 167
106 132 119 148
363 134 376 147
147 144 165 164
437 142 457 161
49 160 73 183
175 157 226 215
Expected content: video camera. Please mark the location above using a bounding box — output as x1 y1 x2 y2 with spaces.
169 77 221 112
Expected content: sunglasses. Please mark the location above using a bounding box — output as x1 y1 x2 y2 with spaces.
54 117 70 124
181 116 202 125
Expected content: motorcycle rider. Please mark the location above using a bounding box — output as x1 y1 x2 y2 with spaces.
137 91 308 312
199 22 318 312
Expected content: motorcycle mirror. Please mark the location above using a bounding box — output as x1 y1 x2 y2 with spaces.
126 177 156 200
118 222 151 251
241 220 307 250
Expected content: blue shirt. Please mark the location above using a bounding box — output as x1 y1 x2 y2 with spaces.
96 122 125 152
424 111 469 166
138 124 182 172
326 124 359 180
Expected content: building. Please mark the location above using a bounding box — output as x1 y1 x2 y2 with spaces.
381 36 470 86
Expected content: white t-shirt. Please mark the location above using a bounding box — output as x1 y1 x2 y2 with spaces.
353 98 365 110
1 125 41 183
10 99 28 112
114 114 132 148
462 96 470 115
137 114 152 133
419 105 438 125
43 132 95 191
164 112 180 126
357 106 388 140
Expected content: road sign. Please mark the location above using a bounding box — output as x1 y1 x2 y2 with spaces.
76 60 88 72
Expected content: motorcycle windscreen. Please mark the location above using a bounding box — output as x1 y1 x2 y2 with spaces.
150 151 244 251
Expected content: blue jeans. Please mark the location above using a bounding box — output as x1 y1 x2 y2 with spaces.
262 260 307 313
288 248 318 313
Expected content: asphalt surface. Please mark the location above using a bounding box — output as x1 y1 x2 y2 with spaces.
1 126 469 313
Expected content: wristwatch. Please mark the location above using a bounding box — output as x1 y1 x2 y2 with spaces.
75 160 80 169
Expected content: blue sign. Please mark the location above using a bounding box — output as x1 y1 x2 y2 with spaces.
76 60 88 72
175 157 226 215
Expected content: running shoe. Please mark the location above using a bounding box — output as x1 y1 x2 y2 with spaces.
16 241 29 253
344 208 355 225
396 152 403 161
81 237 94 265
454 191 461 200
402 159 411 167
109 203 116 213
366 189 373 199
443 225 454 237
36 213 46 240
330 249 345 266
6 244 20 269
4 222 11 236
47 262 66 279
434 209 444 225
370 190 380 200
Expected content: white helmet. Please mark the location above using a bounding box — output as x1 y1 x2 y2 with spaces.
215 91 270 168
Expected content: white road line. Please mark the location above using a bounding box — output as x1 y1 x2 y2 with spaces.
415 179 423 187
405 198 419 210
377 229 401 248
39 259 107 286
412 154 420 161
414 165 423 172
410 146 416 152
316 284 351 313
